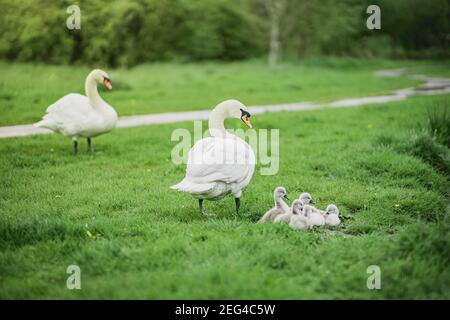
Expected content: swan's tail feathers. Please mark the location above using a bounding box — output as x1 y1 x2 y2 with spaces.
170 179 215 194
34 119 54 130
34 120 47 128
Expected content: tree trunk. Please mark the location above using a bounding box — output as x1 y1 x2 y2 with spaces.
269 12 280 66
268 0 283 66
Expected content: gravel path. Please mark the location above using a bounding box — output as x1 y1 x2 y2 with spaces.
1 72 449 139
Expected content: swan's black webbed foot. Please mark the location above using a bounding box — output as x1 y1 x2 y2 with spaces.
199 199 205 215
73 139 78 155
235 197 240 214
87 137 93 154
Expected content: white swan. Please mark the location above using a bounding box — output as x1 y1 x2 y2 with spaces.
324 204 341 226
171 99 255 214
258 187 290 223
274 199 303 224
35 69 118 154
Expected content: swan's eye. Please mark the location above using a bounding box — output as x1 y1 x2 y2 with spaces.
240 108 251 118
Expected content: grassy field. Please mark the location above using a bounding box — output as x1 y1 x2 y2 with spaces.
0 89 449 298
3 58 446 126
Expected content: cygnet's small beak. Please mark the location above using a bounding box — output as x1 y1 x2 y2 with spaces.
283 194 289 200
103 78 112 90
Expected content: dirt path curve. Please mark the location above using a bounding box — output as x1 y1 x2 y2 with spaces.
1 71 449 139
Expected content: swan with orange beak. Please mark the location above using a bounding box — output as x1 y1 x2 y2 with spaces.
35 69 118 154
171 99 256 215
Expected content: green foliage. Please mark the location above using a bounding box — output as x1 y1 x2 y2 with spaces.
281 0 364 57
0 0 265 66
279 0 449 59
425 104 450 148
374 0 450 58
0 0 448 66
401 130 450 178
373 96 450 179
180 0 265 60
0 0 74 64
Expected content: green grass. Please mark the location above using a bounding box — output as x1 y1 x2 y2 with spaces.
2 58 444 126
0 93 449 299
405 61 450 78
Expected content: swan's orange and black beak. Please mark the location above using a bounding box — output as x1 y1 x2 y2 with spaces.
103 77 112 90
240 109 252 129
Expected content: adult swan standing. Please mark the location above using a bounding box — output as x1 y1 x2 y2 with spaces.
35 69 118 154
171 99 256 214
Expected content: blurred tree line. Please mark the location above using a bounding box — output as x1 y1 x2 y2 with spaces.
0 0 448 67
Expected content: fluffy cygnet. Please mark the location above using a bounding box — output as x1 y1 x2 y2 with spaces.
308 204 326 227
257 187 290 223
299 192 313 205
299 191 325 215
289 201 311 230
324 204 340 226
274 199 304 224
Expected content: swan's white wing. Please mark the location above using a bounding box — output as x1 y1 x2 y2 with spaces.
171 135 256 196
186 136 255 185
45 94 91 114
36 94 94 136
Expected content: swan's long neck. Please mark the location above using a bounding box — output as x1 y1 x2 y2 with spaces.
85 73 103 108
208 104 228 137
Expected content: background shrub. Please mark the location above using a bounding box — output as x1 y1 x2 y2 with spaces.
0 0 448 66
